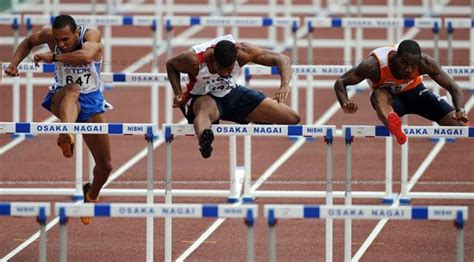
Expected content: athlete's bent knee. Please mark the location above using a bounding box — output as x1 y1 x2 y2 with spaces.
288 111 301 124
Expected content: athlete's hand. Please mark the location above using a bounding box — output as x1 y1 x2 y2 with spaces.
33 52 54 66
173 93 185 108
4 64 19 77
342 100 358 114
453 108 469 123
274 83 290 103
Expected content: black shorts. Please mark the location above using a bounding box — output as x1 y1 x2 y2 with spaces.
373 83 454 122
186 85 266 124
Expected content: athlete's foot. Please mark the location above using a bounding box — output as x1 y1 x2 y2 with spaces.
80 183 98 225
387 112 407 145
198 129 214 159
57 133 75 158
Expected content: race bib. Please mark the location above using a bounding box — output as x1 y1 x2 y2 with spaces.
206 75 236 93
60 66 98 92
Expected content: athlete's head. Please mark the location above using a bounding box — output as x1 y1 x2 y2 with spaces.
52 15 79 53
213 40 237 77
395 39 422 79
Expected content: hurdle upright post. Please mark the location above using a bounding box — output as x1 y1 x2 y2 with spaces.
38 207 47 262
344 127 352 262
12 16 20 124
324 128 333 262
245 209 255 262
290 20 299 114
455 211 464 262
59 207 68 262
25 19 34 125
470 0 474 87
165 18 173 124
306 21 314 125
164 126 173 261
268 209 277 262
151 18 160 126
146 126 157 262
400 116 410 204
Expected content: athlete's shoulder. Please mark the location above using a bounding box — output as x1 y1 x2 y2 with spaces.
83 27 102 42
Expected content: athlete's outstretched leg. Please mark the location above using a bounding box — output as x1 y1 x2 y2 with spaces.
50 84 81 157
244 97 300 124
192 96 220 158
370 89 407 144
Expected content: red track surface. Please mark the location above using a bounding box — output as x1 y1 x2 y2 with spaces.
1 1 473 261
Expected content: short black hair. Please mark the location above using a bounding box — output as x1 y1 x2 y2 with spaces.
213 40 237 68
52 14 77 32
397 39 421 58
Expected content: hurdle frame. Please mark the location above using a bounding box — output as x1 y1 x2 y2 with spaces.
0 202 51 262
55 203 258 262
265 204 468 262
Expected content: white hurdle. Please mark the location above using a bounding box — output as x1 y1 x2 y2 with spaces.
0 122 159 201
343 125 474 262
0 202 51 262
265 204 468 262
164 124 336 261
55 203 258 262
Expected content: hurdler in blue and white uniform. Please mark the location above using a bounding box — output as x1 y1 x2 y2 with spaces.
5 15 112 225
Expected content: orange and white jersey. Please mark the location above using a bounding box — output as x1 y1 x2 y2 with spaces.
187 35 241 98
369 46 423 94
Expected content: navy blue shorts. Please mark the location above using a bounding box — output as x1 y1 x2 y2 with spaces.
186 85 266 124
42 87 106 122
374 83 454 122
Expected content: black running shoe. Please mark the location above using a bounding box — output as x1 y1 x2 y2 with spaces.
199 129 214 159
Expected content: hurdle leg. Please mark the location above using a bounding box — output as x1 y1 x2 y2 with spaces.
344 133 352 262
400 116 410 204
268 209 277 262
455 210 464 262
243 135 253 202
165 128 173 262
146 128 156 262
73 134 84 202
246 209 255 262
383 137 394 204
38 207 47 262
325 131 334 262
59 207 68 262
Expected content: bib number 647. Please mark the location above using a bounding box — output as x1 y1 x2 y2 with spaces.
65 74 91 86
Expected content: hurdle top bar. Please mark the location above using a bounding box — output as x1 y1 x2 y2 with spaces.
163 124 336 138
165 16 300 27
0 122 159 135
305 17 441 29
0 202 51 217
343 125 474 139
4 63 474 78
0 15 21 26
55 203 258 218
23 15 157 27
444 18 474 29
264 205 468 220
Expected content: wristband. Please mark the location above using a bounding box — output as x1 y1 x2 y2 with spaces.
52 54 57 62
456 108 465 113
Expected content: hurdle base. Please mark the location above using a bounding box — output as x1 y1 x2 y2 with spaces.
399 198 411 205
72 195 84 202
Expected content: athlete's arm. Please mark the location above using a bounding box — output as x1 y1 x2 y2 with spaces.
54 28 102 66
4 28 53 76
237 42 291 102
420 54 468 122
166 50 198 107
334 57 378 113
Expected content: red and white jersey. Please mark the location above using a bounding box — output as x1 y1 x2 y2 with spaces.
369 46 423 94
187 35 241 97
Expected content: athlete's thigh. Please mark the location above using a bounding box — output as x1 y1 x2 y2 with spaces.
50 84 81 116
245 97 296 124
83 113 111 163
192 95 220 118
